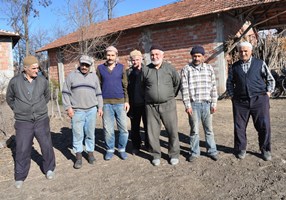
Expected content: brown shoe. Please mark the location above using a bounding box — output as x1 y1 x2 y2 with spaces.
74 152 82 169
88 152 96 164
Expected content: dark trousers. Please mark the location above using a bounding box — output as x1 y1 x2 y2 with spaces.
130 105 149 150
14 117 56 181
146 99 180 159
232 94 271 152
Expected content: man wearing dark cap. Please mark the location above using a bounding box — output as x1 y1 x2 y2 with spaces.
6 55 56 188
180 45 219 162
62 55 103 169
142 44 181 166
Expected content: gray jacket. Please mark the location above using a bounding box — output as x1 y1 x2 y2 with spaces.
6 73 50 122
142 61 181 104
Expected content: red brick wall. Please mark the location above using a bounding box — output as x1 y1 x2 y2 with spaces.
115 16 219 71
47 49 59 81
0 40 11 71
47 14 247 94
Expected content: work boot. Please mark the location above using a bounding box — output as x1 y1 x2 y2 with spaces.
88 152 96 164
74 152 82 169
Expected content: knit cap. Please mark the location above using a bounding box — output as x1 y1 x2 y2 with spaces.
190 46 205 55
106 46 118 54
23 55 38 66
150 44 164 52
130 50 142 58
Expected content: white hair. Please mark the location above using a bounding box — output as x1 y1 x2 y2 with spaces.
237 41 253 50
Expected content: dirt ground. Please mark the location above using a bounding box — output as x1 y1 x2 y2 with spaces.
0 98 285 200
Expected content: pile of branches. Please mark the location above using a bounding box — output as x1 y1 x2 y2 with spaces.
225 29 286 71
252 29 286 72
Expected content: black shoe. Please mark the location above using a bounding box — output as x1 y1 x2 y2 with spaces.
262 150 272 161
132 149 140 155
74 152 82 169
88 152 96 164
188 155 198 162
209 154 218 161
74 159 82 169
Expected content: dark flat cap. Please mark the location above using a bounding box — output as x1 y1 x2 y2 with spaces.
190 46 205 55
150 44 164 52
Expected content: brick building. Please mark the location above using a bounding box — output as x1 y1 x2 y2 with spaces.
37 0 286 94
0 30 20 94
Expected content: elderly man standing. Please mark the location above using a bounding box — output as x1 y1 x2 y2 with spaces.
180 46 218 162
142 44 181 166
96 46 130 160
227 41 275 161
127 49 149 155
62 55 103 169
6 55 56 189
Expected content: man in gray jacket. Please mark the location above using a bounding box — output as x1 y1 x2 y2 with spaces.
62 55 103 169
142 44 181 166
6 55 55 189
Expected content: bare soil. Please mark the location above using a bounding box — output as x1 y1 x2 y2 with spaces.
0 98 286 200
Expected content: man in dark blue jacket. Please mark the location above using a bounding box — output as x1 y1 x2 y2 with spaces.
227 42 275 161
6 55 55 188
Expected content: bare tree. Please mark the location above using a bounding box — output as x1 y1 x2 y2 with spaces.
1 0 51 59
58 0 120 64
104 0 124 20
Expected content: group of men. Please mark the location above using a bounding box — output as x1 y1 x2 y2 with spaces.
6 41 275 189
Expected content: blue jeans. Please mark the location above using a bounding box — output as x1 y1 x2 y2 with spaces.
188 101 217 156
71 106 98 153
103 104 129 152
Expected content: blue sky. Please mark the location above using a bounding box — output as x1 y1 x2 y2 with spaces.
1 0 177 38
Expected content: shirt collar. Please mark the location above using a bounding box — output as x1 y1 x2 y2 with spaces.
22 72 37 81
241 56 252 64
190 62 204 70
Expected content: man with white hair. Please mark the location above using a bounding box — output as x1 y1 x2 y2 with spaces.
96 46 130 161
227 41 275 161
142 44 181 166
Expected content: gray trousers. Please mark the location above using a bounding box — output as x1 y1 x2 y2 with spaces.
146 98 180 159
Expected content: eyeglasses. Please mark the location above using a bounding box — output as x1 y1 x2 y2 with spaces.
80 63 91 67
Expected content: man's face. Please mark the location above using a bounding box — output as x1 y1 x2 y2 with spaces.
191 53 204 66
24 63 39 79
239 46 252 62
106 51 117 65
79 63 90 74
131 56 142 68
150 49 163 66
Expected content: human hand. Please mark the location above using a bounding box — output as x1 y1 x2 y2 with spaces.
124 102 130 112
186 108 192 115
67 107 74 118
211 106 217 114
98 109 103 117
